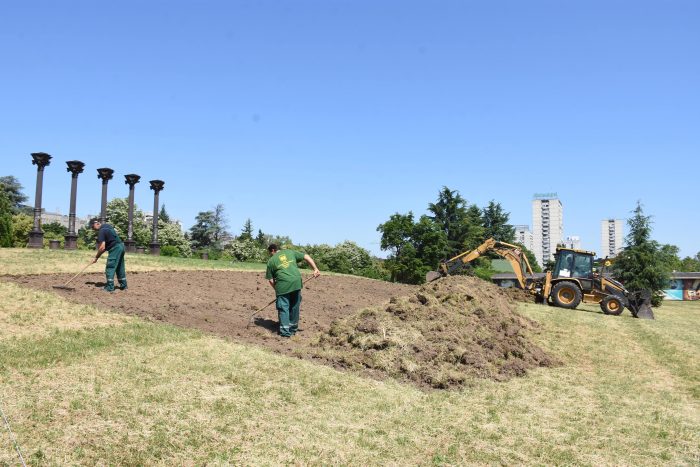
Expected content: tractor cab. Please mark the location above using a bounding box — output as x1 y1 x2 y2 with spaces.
552 248 596 280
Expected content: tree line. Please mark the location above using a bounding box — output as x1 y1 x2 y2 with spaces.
377 186 539 284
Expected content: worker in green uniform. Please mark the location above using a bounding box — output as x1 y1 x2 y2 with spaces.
266 244 320 337
90 218 127 292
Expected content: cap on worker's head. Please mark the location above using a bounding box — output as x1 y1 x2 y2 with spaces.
267 244 278 253
89 218 100 228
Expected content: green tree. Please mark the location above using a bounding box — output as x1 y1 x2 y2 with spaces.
105 198 151 247
42 221 67 240
11 213 32 247
658 244 682 272
481 200 515 243
256 233 293 249
159 205 171 223
412 215 449 269
78 225 97 249
378 212 415 258
255 229 266 246
0 176 28 212
321 241 374 275
240 218 254 241
613 202 672 307
157 220 192 257
427 187 484 256
378 212 418 283
377 212 448 284
679 253 700 272
223 238 267 262
0 192 14 247
189 204 229 251
189 211 217 250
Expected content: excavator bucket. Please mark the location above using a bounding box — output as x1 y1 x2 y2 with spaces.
425 271 442 283
627 290 654 319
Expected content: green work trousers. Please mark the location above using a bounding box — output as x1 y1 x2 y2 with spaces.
105 243 126 291
276 289 301 337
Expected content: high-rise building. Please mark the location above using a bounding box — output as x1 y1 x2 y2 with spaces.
532 193 563 267
601 219 624 258
514 225 534 252
562 235 582 251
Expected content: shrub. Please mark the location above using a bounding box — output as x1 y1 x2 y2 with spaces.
11 213 32 247
223 239 267 262
160 245 180 257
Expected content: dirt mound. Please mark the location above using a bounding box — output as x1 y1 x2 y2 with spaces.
310 275 559 389
502 286 538 303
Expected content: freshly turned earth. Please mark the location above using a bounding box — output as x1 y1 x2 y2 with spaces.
4 271 558 389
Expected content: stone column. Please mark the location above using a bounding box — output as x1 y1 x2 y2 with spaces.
28 152 52 248
124 174 141 253
96 168 114 223
149 180 165 256
64 161 85 250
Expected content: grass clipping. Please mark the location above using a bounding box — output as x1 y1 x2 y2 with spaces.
311 276 559 389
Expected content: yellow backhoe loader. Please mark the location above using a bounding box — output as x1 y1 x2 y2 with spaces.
427 238 654 319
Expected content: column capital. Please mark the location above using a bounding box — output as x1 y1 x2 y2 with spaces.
97 168 114 181
149 180 165 193
66 160 85 176
31 152 52 169
124 174 141 187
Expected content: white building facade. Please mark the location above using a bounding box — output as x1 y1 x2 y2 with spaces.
601 219 624 258
532 194 563 267
514 225 534 252
561 235 582 251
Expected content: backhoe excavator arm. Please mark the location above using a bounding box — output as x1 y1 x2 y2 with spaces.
431 238 535 290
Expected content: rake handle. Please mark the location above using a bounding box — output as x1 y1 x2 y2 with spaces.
61 261 93 287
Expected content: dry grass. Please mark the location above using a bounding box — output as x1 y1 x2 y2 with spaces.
0 249 698 465
0 248 265 276
0 282 133 340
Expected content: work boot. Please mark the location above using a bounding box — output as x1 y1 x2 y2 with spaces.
118 279 128 290
104 280 115 292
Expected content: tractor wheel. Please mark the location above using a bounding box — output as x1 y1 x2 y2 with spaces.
600 295 624 316
551 282 582 309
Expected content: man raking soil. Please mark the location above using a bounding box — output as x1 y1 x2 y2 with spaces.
265 244 320 337
90 218 127 292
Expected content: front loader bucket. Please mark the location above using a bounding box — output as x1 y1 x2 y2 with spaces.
425 271 442 283
627 290 654 319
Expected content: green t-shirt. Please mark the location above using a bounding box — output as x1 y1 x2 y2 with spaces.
266 249 306 295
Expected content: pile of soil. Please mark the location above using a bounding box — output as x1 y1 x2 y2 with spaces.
310 275 559 389
502 286 539 303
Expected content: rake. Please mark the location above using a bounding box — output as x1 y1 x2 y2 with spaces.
52 261 93 291
246 275 317 328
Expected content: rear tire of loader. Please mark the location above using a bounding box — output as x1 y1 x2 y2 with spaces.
551 282 582 309
600 295 624 316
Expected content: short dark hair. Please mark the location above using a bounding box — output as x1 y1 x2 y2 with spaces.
89 218 100 227
267 244 278 253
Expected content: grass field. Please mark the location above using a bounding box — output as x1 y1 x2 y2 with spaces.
1 250 698 465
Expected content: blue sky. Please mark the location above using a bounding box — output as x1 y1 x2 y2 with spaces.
1 1 698 258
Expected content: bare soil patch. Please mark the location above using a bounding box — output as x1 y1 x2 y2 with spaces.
3 271 414 355
3 271 558 388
